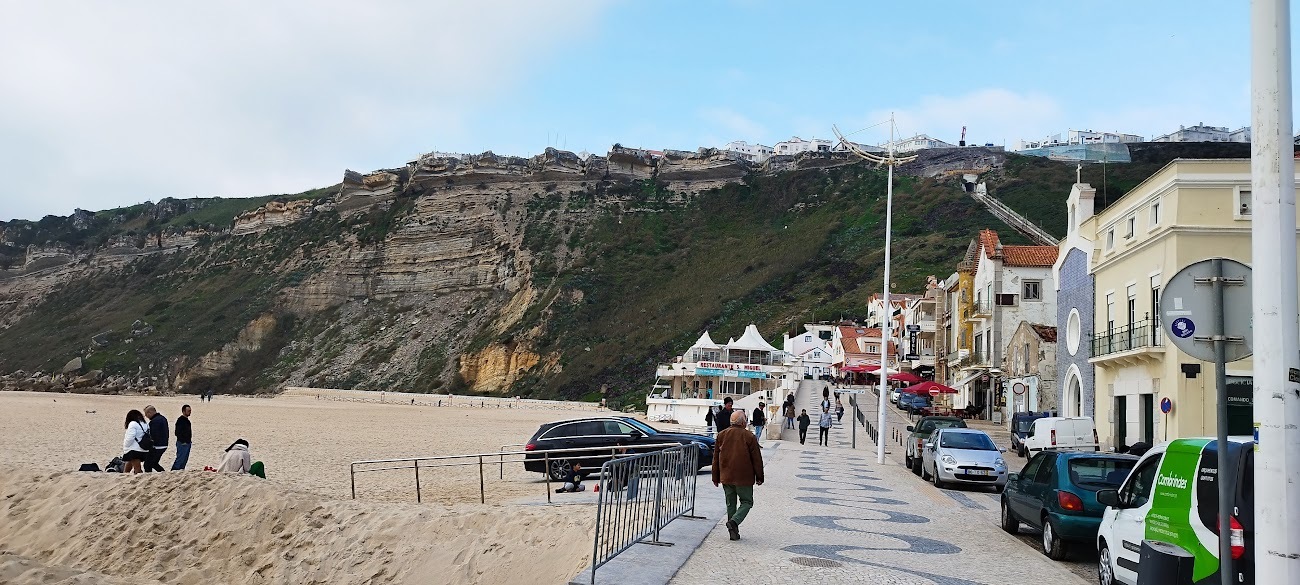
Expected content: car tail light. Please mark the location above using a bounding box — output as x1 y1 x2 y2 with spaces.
1216 514 1246 559
525 443 536 451
1057 491 1084 512
1051 429 1057 446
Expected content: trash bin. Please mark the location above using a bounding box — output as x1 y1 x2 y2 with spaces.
1137 539 1195 585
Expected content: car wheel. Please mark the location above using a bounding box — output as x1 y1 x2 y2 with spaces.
999 498 1019 534
911 457 922 476
930 465 945 489
1097 543 1115 585
905 454 913 468
1042 518 1068 560
920 461 931 481
1019 446 1027 458
547 458 572 481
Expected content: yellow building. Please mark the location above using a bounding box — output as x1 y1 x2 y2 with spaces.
1086 159 1300 449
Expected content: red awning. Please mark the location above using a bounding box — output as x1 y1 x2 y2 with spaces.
840 365 871 373
889 372 923 383
902 381 958 395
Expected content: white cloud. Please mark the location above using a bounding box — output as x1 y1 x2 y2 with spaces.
863 88 1065 147
0 1 608 221
699 108 767 144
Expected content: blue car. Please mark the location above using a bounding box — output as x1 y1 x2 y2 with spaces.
1000 451 1137 560
899 393 931 414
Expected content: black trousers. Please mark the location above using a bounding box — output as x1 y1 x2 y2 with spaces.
143 448 167 472
799 427 809 444
818 427 830 446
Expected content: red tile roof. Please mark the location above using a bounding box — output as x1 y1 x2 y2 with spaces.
1002 246 1059 267
1030 324 1058 342
979 229 1000 258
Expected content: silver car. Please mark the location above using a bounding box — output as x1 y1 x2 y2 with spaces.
921 428 1009 491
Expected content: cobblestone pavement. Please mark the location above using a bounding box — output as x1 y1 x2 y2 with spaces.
668 381 1090 585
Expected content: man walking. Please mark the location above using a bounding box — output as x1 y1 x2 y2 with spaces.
797 409 811 445
171 405 192 470
712 411 764 541
750 402 766 444
783 400 795 430
715 397 735 434
142 405 169 472
818 406 833 447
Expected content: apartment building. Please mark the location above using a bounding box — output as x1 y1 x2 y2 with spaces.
1086 159 1300 449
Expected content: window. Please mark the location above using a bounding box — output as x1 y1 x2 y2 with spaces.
1068 204 1077 230
1021 452 1046 478
1119 454 1163 508
1069 458 1136 488
1151 275 1162 344
995 293 1017 306
804 335 811 342
1023 280 1042 301
1106 293 1116 332
1033 452 1058 483
1107 229 1115 250
1150 202 1161 226
1125 216 1136 239
1238 189 1252 216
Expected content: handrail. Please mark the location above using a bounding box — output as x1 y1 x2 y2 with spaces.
350 442 690 504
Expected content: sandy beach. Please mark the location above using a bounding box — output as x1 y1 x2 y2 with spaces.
0 391 605 584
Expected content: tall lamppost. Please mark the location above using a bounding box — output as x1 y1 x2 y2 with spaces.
834 115 917 464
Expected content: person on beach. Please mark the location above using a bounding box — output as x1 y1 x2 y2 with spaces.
142 405 169 472
556 463 585 493
713 411 764 541
797 409 811 444
122 410 149 474
218 439 252 473
715 397 735 434
750 403 766 444
171 405 192 470
818 407 834 446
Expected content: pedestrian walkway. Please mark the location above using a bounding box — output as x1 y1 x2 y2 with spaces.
668 382 1087 585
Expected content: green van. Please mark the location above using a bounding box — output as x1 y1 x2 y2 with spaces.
1094 437 1254 585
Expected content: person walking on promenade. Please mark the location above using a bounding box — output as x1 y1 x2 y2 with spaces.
821 387 832 413
715 397 735 434
783 401 795 430
797 409 811 445
836 401 845 423
751 402 766 444
142 405 169 472
704 406 715 436
171 405 192 470
713 411 764 541
818 407 833 446
122 410 149 474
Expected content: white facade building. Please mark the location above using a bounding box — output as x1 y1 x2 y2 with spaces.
1151 123 1251 143
883 134 956 153
773 137 833 156
1015 130 1143 151
783 324 835 378
648 325 792 426
722 141 775 163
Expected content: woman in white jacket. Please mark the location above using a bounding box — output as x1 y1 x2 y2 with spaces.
122 409 148 474
218 439 251 474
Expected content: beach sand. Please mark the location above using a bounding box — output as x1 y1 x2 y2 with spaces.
0 391 605 584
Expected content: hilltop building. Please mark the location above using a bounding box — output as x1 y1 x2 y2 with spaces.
1151 124 1250 143
1014 130 1144 152
722 141 774 163
773 137 833 156
884 134 955 153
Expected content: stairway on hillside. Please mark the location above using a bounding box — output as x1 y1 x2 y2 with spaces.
966 180 1059 247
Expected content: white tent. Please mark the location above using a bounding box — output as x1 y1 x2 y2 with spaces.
690 331 721 350
729 324 781 352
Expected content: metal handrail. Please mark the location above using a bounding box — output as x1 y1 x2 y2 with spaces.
1091 319 1161 356
350 442 689 504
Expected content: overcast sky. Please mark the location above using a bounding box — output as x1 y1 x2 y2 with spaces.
1 1 1291 221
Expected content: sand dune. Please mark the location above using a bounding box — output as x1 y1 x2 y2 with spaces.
0 469 593 584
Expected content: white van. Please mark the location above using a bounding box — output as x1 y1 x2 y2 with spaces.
1021 416 1099 453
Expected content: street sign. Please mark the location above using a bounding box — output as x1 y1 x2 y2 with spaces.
1160 258 1253 362
906 324 921 332
1011 382 1027 395
904 353 920 361
1160 397 1173 414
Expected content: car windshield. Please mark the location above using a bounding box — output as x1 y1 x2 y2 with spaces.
919 419 961 433
1015 420 1035 433
940 432 996 451
1068 458 1136 489
622 418 659 435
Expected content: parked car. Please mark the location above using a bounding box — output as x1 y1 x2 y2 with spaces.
904 416 967 474
1095 437 1254 585
523 416 714 480
1009 411 1055 457
899 393 931 414
1022 416 1100 454
920 428 1009 491
889 387 901 405
1000 451 1137 560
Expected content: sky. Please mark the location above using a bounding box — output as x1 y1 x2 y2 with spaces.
0 0 1292 221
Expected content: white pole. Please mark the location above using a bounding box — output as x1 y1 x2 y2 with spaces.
1251 0 1300 581
878 114 895 464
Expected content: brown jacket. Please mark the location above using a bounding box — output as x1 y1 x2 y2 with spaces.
711 426 764 486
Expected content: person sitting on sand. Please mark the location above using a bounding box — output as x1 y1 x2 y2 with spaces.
122 409 149 474
556 463 585 493
218 439 252 474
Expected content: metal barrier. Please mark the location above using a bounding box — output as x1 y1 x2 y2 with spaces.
350 443 685 504
590 446 703 584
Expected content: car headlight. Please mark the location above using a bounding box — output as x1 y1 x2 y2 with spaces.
941 455 956 466
993 458 1006 468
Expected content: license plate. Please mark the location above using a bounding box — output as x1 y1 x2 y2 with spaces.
966 469 989 476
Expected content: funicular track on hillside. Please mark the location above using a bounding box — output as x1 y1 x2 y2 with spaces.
969 182 1059 247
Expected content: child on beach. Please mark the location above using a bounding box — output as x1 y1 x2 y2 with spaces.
556 463 585 493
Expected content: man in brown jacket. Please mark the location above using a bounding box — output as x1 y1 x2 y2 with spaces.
712 410 764 540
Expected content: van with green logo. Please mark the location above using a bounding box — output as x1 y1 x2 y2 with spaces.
1093 437 1254 585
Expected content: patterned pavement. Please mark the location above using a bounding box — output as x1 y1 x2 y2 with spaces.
667 381 1088 585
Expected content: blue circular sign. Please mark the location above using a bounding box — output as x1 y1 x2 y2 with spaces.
1160 397 1173 414
1170 317 1196 339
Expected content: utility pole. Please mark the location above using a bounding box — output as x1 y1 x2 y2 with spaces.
1251 0 1300 581
833 115 917 465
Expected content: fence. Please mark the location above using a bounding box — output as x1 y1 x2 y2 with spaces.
853 394 879 444
284 387 606 411
590 446 702 584
350 442 685 504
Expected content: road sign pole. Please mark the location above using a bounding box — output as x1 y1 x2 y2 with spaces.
1211 258 1232 585
1251 1 1300 582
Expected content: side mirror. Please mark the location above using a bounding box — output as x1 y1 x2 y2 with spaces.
906 425 915 432
1007 472 1020 483
999 447 1007 453
629 430 643 440
924 442 934 449
1096 489 1122 508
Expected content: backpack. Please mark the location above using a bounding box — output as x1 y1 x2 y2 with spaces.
136 422 154 451
105 457 124 473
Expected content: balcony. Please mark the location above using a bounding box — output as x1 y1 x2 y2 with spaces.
1089 320 1164 366
970 300 993 318
945 349 969 364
